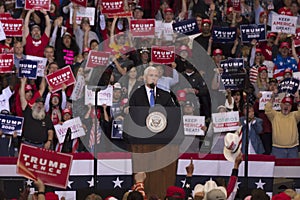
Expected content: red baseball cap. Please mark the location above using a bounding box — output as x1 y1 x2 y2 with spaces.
284 68 293 76
258 65 267 73
281 96 293 105
166 186 185 199
202 19 211 25
280 42 290 49
267 32 277 39
176 90 186 101
278 7 293 16
227 7 234 15
25 84 33 92
62 108 72 116
164 8 174 13
213 49 223 56
256 48 263 54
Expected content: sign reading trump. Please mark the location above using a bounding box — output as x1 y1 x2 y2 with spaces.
17 144 73 189
46 66 76 93
151 46 175 64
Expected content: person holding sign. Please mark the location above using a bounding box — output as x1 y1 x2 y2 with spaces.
19 78 54 149
22 9 51 57
265 95 300 158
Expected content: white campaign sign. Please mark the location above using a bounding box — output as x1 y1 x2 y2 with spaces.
183 115 205 136
70 7 95 26
259 91 281 110
212 111 240 133
84 85 113 106
26 55 47 77
54 117 86 144
271 14 297 34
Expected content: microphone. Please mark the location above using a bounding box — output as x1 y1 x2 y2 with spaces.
149 83 155 89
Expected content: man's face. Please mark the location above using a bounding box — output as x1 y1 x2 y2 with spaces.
183 105 194 115
201 24 210 34
281 102 292 115
44 47 54 59
134 9 143 19
31 27 41 40
113 90 122 100
145 69 159 85
243 107 255 120
280 47 289 57
164 12 174 22
25 90 33 101
81 22 90 31
14 42 23 55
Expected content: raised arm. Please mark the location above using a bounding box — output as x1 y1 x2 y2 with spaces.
19 77 28 111
178 0 187 21
22 9 35 46
110 16 118 46
40 9 51 37
72 4 79 31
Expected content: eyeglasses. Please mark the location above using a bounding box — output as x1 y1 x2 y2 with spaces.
256 53 262 56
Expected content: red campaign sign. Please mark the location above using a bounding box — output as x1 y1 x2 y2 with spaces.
151 46 175 64
17 144 73 189
130 19 155 37
102 0 124 14
25 0 51 11
294 28 300 47
107 11 132 18
71 0 87 7
46 65 76 93
86 51 110 68
0 54 14 73
0 13 12 19
0 19 23 37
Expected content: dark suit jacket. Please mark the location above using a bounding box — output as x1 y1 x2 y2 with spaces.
129 85 175 107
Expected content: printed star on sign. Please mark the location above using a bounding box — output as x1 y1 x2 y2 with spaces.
255 179 266 189
67 180 74 189
26 179 33 186
113 177 124 188
87 177 99 188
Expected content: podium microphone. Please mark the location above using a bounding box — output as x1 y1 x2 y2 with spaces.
150 83 155 89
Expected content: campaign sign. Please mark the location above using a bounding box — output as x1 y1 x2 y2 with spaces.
17 144 73 189
151 46 175 64
26 55 47 77
294 28 300 47
54 117 86 144
85 85 113 106
70 7 95 26
278 78 300 95
25 0 51 11
86 51 110 68
240 24 266 43
70 74 85 101
16 0 25 8
183 115 205 136
107 11 132 18
130 19 155 37
220 58 244 74
101 0 124 14
0 13 12 19
172 18 199 36
212 27 236 43
212 111 240 132
111 120 123 139
155 21 174 41
0 19 23 37
46 66 76 93
0 54 13 73
0 114 23 136
71 0 87 7
259 91 281 110
271 14 297 34
18 60 38 79
0 21 6 41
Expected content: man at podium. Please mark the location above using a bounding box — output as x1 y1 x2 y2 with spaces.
127 66 180 198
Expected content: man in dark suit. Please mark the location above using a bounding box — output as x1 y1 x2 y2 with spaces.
129 66 175 107
127 66 180 198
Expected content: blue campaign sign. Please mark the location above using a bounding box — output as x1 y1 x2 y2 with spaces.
278 78 300 95
16 0 25 8
111 120 123 139
18 60 38 79
212 27 237 43
172 18 200 35
220 58 245 90
240 24 266 43
0 114 24 136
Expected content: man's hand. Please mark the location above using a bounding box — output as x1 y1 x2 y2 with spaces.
44 141 51 150
234 153 243 169
185 158 194 177
134 172 146 183
34 178 45 193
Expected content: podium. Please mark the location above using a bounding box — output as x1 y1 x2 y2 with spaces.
124 106 183 198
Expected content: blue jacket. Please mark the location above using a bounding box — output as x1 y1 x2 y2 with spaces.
240 117 265 154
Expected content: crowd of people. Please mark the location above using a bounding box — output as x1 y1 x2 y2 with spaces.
1 0 300 198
